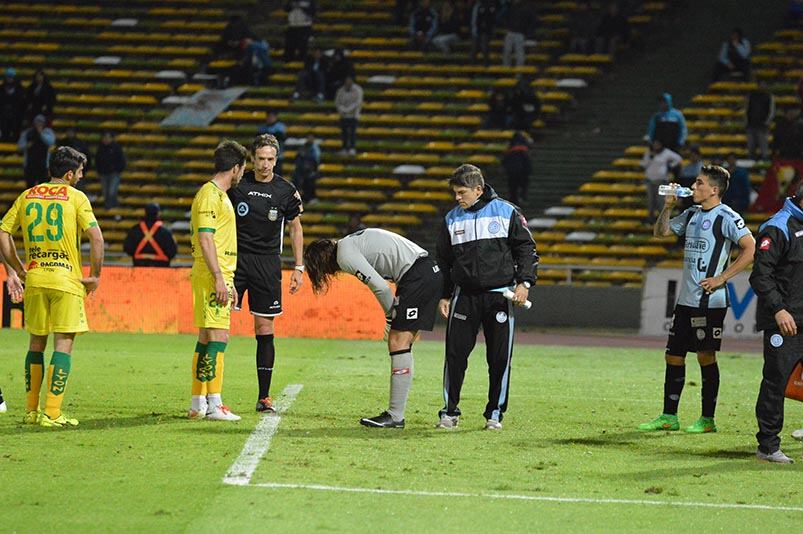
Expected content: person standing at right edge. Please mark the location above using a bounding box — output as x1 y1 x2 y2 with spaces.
640 166 755 434
436 164 537 431
750 185 803 464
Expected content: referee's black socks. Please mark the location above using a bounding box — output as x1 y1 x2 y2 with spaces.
700 362 720 418
662 363 685 415
256 334 276 399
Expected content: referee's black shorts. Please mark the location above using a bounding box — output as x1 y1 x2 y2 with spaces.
234 253 282 317
666 304 727 356
391 256 443 332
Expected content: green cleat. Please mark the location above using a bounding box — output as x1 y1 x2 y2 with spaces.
684 416 717 433
638 414 679 431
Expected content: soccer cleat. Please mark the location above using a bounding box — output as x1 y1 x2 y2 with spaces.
39 413 79 428
638 414 679 431
256 397 275 413
485 419 502 430
187 409 206 420
205 404 241 422
436 414 459 429
359 411 405 429
23 410 40 425
0 401 6 413
792 428 803 441
684 416 717 434
756 449 794 464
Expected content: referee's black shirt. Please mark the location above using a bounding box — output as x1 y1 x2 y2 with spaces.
228 171 302 255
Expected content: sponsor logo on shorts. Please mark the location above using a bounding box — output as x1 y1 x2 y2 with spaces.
796 230 803 238
268 208 278 221
759 237 772 250
696 328 706 340
691 317 707 328
496 311 508 323
237 202 249 216
406 308 418 320
713 327 722 339
432 265 440 273
453 313 467 321
770 334 784 348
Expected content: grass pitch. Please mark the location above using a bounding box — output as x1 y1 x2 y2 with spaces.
0 329 800 532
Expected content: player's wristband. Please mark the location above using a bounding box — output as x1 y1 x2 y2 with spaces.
294 265 305 273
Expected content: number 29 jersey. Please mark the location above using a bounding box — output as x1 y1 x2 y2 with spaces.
0 183 98 296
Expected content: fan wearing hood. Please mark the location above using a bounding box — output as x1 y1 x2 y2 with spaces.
646 92 688 152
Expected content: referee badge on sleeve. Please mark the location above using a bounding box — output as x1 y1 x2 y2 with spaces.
268 208 278 221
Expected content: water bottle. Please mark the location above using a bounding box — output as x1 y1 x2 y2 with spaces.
658 184 693 197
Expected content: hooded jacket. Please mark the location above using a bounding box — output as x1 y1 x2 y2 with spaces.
750 197 803 331
646 93 688 148
436 184 538 296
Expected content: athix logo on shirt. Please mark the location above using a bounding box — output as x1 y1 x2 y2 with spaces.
26 185 68 200
759 237 772 250
248 191 272 198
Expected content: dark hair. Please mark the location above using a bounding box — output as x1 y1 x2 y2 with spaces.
449 164 485 188
303 239 340 295
214 140 248 172
50 146 87 178
701 164 730 197
252 133 280 156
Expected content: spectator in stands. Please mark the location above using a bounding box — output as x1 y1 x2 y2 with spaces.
395 0 420 25
471 0 499 67
485 88 510 129
409 0 438 51
292 47 327 103
284 0 316 62
0 68 25 142
509 76 541 133
641 139 682 223
745 81 775 161
292 134 321 203
646 92 687 151
25 69 56 123
325 48 356 100
771 108 802 160
95 131 126 209
346 213 366 234
723 153 752 215
335 76 363 156
501 0 537 67
60 127 92 192
123 203 178 267
501 131 532 207
569 0 597 55
18 114 55 189
432 0 465 54
219 15 252 59
595 2 629 58
257 111 287 176
218 16 273 86
713 28 751 82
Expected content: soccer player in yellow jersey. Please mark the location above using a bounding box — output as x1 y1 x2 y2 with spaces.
188 140 248 421
0 146 104 428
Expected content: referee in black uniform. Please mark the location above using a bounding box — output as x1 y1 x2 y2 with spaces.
750 186 803 464
436 164 537 430
228 134 304 412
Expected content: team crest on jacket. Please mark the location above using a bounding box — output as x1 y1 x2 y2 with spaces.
488 221 501 234
268 208 278 221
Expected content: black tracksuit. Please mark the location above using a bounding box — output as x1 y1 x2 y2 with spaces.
749 197 803 454
436 185 538 422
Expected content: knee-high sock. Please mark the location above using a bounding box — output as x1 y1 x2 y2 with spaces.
191 342 208 412
256 334 275 399
206 341 227 406
25 350 44 412
387 349 413 421
662 363 685 416
44 352 71 419
700 362 720 418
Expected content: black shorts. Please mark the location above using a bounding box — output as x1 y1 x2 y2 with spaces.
234 253 282 316
390 257 443 332
666 305 727 356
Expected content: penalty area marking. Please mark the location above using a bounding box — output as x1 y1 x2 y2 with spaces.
222 384 303 486
248 482 803 514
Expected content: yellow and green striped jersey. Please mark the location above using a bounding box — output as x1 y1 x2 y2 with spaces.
0 182 98 297
190 181 237 276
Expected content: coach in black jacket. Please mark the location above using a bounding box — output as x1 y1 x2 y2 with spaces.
749 191 803 463
435 164 538 430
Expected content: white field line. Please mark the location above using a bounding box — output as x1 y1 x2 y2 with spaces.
222 384 303 486
249 482 803 513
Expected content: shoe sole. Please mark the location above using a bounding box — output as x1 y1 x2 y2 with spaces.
685 428 716 433
359 419 404 429
638 426 679 431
